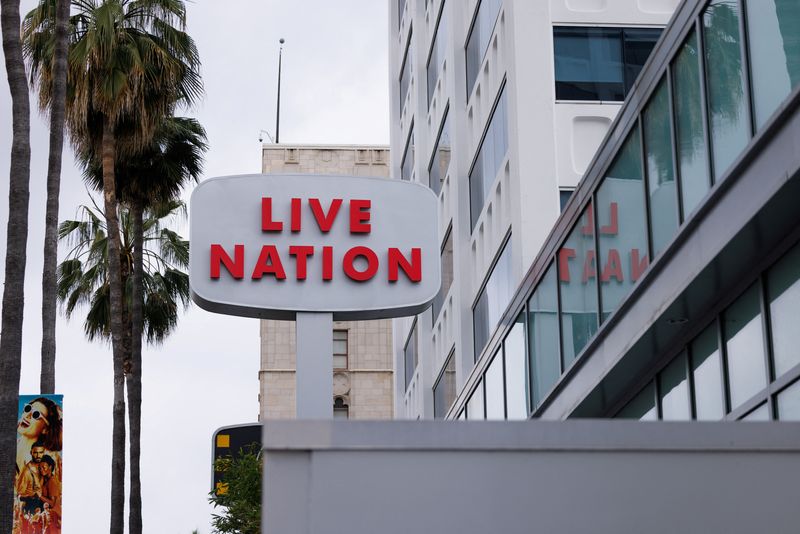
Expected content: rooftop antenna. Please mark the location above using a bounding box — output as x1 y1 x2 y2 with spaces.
276 38 285 144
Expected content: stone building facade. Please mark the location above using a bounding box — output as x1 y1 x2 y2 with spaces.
258 145 394 420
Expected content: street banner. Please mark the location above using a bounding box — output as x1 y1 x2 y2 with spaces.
13 394 63 534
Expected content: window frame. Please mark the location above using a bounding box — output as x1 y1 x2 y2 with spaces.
333 329 348 370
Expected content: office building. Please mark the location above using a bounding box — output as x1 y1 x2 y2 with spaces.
258 145 395 420
389 0 678 418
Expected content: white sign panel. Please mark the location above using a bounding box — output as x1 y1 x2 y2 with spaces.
190 174 441 320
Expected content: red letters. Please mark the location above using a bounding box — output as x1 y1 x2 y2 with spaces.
291 198 302 232
289 246 314 280
582 250 597 283
309 198 343 232
349 199 371 233
599 203 618 235
388 248 421 282
601 249 623 282
261 198 283 232
210 244 244 279
631 249 649 282
322 246 334 281
343 246 379 282
251 245 287 280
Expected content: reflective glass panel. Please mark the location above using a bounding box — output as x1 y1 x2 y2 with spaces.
399 30 413 112
432 229 453 323
742 403 770 421
528 264 561 410
559 203 598 368
466 0 502 95
404 323 418 390
596 126 649 321
767 243 800 377
723 284 767 409
429 111 451 196
777 379 800 421
473 240 513 361
672 31 710 216
433 352 457 418
691 322 725 420
622 29 662 93
659 352 690 420
618 381 657 420
643 78 678 256
469 87 508 229
554 27 624 101
401 128 414 181
745 0 800 129
467 381 485 420
704 0 749 180
504 314 527 419
427 3 447 107
559 189 573 212
485 350 505 420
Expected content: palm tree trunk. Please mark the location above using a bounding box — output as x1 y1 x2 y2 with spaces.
0 1 31 531
40 0 70 394
102 117 127 534
128 198 144 534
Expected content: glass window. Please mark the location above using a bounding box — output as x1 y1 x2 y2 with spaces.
466 0 502 96
473 240 513 361
745 0 800 129
723 284 767 409
553 27 660 101
777 379 800 421
484 350 505 420
596 126 649 321
643 78 679 256
528 263 561 411
691 322 725 420
618 381 657 420
432 228 453 323
333 330 348 370
704 0 750 180
427 2 447 107
399 29 413 113
559 189 573 212
469 86 508 229
559 203 598 368
433 351 457 418
767 243 800 378
428 109 451 196
622 29 662 93
401 126 414 182
404 322 418 390
672 31 711 217
504 314 527 419
333 397 349 419
741 403 770 421
398 0 406 29
659 352 690 420
466 380 485 420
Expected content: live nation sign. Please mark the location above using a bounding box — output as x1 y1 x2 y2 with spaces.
189 174 441 320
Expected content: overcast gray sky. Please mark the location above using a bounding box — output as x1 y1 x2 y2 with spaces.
0 1 389 532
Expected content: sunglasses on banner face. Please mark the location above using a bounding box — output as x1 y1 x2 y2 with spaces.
23 404 50 426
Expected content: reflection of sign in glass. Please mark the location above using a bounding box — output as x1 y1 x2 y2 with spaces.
14 394 63 534
190 174 441 320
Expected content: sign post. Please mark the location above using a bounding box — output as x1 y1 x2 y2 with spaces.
190 174 440 419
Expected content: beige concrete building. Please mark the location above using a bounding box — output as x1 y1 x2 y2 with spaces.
258 144 395 420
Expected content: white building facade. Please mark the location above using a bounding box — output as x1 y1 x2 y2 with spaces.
389 0 678 419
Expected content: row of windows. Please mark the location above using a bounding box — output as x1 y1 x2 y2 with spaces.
427 1 447 108
469 85 509 229
465 0 502 98
553 27 661 101
454 0 800 419
619 240 800 421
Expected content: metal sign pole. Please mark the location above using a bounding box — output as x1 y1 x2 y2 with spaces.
295 312 333 419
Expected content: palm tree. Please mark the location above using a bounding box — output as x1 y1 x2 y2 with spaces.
19 0 71 394
79 115 207 532
23 2 202 531
57 198 191 348
0 0 32 530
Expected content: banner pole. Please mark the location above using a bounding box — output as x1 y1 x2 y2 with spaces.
295 312 333 419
